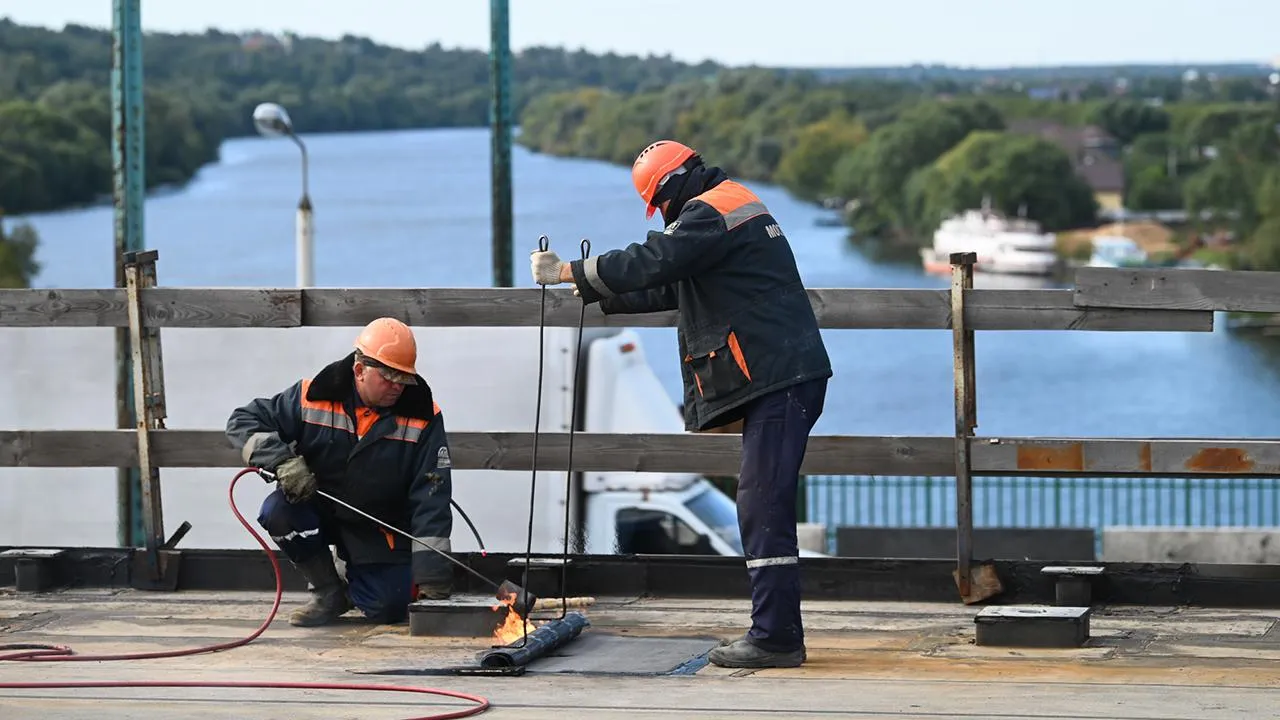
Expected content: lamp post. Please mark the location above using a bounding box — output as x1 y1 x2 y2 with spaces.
252 102 314 287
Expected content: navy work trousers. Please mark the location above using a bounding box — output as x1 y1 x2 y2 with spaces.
258 488 412 623
737 377 827 653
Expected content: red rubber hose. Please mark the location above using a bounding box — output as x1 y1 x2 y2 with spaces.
0 467 491 719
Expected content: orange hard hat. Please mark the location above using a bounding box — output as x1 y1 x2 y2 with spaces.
632 140 697 219
354 317 417 377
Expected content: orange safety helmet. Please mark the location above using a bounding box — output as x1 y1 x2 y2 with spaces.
632 140 697 219
353 317 418 376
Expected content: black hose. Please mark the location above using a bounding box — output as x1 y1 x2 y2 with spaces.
514 234 553 649
556 238 591 620
450 499 486 552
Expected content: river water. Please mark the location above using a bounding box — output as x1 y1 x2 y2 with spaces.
4 127 1279 548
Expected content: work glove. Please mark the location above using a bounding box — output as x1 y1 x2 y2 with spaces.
530 249 565 285
274 455 317 504
415 582 452 601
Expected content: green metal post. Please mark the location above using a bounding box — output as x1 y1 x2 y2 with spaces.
489 0 513 287
112 0 146 547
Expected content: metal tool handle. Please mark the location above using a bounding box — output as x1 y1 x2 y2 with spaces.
314 490 500 592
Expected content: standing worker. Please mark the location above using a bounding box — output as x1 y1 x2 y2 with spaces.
530 140 832 668
225 318 455 626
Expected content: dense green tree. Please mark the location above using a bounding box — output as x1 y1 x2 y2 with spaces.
773 113 868 202
905 131 1098 234
1089 99 1170 145
0 218 39 288
828 100 1005 237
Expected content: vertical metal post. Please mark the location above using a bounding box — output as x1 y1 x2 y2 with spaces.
123 250 167 580
950 252 977 599
292 134 313 287
112 0 146 547
489 0 514 288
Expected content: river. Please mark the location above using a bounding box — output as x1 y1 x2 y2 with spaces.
4 127 1279 548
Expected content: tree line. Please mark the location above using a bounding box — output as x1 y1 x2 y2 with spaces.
4 16 1280 284
0 18 716 217
516 68 1280 269
0 18 719 286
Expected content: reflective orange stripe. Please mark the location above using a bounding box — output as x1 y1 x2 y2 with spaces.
381 528 396 549
696 181 768 230
727 331 751 381
299 378 355 433
383 402 440 443
388 416 428 443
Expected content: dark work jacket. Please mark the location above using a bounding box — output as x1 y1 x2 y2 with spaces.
225 352 453 587
570 175 833 431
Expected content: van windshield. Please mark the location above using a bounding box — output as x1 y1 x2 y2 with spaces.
685 487 744 554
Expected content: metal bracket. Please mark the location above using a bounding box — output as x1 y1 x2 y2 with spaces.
1042 565 1106 606
1 548 66 592
506 556 574 599
129 548 183 592
975 605 1091 648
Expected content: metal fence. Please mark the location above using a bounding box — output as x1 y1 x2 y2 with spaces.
804 475 1280 555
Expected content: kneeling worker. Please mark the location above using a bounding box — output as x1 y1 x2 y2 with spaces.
225 317 455 626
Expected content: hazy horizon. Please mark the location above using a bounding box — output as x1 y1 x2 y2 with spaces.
2 0 1277 71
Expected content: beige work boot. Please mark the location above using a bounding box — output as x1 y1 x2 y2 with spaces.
289 554 353 627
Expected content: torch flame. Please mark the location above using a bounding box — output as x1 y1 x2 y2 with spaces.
492 591 537 645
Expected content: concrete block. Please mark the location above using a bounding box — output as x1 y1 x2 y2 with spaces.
1102 528 1280 564
797 523 827 554
836 526 1096 561
409 595 510 637
974 605 1091 648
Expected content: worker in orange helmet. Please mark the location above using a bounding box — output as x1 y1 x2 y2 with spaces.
530 140 833 668
226 317 455 627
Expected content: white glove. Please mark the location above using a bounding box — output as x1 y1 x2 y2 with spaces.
530 250 565 285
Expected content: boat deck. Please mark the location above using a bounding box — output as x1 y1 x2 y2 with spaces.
2 588 1278 719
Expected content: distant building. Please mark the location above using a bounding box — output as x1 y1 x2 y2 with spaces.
1006 119 1126 211
240 32 293 54
1027 86 1061 100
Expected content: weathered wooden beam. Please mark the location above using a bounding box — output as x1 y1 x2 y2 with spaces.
0 430 955 476
5 431 1280 477
1073 267 1280 313
0 288 301 328
972 437 1280 477
300 287 1211 331
0 287 1211 331
967 289 1211 331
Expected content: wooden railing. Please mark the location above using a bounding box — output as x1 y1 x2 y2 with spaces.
3 252 1279 601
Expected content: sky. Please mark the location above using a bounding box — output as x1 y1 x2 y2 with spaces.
1 0 1278 69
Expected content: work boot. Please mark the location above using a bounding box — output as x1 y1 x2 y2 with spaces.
707 637 806 669
289 554 353 627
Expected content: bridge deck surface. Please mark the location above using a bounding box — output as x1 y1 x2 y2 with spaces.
2 589 1277 719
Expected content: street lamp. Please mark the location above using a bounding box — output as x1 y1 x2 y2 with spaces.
252 102 314 288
